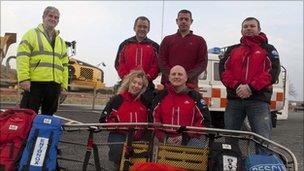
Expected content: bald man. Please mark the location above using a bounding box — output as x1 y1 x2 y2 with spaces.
168 65 188 92
152 65 211 146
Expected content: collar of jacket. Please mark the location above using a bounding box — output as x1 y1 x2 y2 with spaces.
176 30 193 37
240 32 268 46
166 83 192 95
126 36 154 44
120 90 138 102
37 23 60 37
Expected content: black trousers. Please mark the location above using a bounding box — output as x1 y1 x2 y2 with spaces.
20 81 61 115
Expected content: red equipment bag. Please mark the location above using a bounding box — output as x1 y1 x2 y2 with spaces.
0 108 36 171
130 162 187 171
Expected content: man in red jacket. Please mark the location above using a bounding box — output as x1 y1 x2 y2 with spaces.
115 16 159 107
219 17 281 152
158 9 208 89
115 16 159 87
153 65 210 147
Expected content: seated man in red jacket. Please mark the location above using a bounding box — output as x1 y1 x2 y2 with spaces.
152 65 211 147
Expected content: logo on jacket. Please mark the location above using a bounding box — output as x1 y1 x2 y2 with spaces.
200 99 206 106
271 50 279 58
9 125 18 130
254 51 261 54
184 100 190 104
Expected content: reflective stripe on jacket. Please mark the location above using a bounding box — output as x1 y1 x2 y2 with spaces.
153 84 204 141
16 24 69 89
115 36 159 81
105 91 148 140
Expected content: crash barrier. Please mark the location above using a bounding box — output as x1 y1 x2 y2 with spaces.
59 123 298 171
0 84 112 110
58 84 113 110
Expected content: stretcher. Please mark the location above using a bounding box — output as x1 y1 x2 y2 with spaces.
59 123 298 171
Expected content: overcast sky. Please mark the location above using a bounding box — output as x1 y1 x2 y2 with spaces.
1 1 303 101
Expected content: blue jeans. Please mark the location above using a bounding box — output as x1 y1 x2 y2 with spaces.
107 132 126 164
225 99 272 154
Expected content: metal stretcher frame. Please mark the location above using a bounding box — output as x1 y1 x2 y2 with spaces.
60 122 298 171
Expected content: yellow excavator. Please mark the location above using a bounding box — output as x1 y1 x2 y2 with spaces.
65 41 106 92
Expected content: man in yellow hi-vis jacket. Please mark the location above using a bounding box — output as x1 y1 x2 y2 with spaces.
17 6 68 115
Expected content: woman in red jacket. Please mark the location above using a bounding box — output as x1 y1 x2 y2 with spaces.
99 70 149 167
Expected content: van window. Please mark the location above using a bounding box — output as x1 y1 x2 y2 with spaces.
214 63 220 81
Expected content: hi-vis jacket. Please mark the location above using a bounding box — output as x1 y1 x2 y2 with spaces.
16 24 69 90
